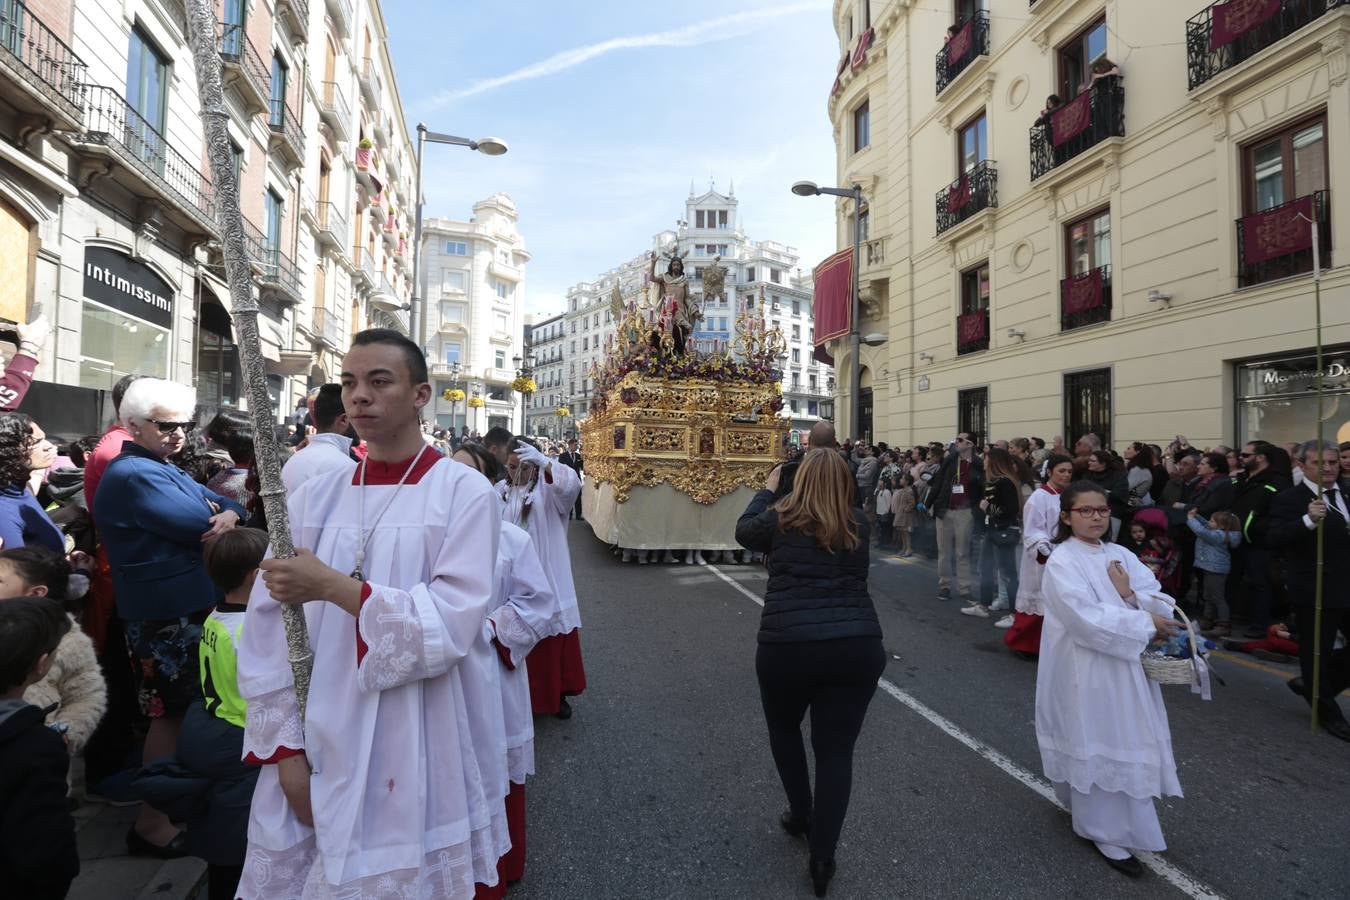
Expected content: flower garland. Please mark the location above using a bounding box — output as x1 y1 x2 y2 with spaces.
556 407 571 418
511 375 537 394
468 396 485 408
441 388 466 402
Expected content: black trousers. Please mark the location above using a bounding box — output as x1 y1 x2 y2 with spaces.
1293 604 1350 723
756 636 885 860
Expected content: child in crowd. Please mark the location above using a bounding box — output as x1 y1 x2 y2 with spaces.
0 596 81 898
1129 508 1180 596
894 474 917 557
133 528 267 900
0 546 107 756
875 477 894 549
1186 509 1242 637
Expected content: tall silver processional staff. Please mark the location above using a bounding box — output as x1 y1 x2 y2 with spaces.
182 1 312 713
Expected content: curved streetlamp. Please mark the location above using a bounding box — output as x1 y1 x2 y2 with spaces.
791 179 875 439
411 125 510 349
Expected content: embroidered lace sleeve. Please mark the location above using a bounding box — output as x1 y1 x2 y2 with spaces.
540 460 581 516
242 684 304 763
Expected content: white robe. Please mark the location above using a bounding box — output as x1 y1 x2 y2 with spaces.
236 456 508 899
498 462 582 633
488 522 561 784
1015 487 1060 615
1036 538 1182 802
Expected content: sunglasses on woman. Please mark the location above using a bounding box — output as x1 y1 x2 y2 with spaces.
152 420 197 434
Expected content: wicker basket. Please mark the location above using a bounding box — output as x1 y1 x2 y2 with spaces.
1140 595 1205 686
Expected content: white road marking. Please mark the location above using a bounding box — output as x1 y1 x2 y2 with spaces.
704 562 1227 900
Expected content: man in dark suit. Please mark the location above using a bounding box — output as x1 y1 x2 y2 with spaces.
559 437 584 521
1267 440 1350 742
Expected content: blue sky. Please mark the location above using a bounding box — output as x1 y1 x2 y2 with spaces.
385 0 839 318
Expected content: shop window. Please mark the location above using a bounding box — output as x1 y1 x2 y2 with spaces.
1064 368 1111 449
196 301 238 410
79 300 170 389
1235 347 1350 447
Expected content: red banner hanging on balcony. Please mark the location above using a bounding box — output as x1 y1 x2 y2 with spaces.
957 311 986 345
1209 0 1281 50
813 248 854 360
946 20 973 65
851 27 875 71
830 51 848 96
1062 269 1104 314
1050 90 1093 146
946 176 971 213
1241 195 1314 264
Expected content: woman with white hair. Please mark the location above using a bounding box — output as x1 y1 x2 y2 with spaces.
93 378 246 858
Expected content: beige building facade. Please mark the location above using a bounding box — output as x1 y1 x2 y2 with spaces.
825 0 1350 451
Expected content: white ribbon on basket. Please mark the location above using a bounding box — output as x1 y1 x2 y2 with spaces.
1150 591 1214 701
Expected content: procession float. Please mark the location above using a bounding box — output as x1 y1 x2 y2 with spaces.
579 247 789 554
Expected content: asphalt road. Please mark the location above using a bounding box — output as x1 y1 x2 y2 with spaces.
516 524 1350 900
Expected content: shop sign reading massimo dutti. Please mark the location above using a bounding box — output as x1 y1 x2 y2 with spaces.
83 246 174 329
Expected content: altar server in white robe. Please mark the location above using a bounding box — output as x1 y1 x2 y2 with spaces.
498 437 587 718
236 329 510 899
1037 481 1184 878
1002 454 1075 652
452 441 562 886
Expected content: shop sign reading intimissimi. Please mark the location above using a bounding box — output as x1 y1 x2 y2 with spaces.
83 246 174 329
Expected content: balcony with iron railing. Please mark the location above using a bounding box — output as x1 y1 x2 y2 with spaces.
0 0 88 130
317 80 350 142
956 308 990 355
72 86 217 238
1236 190 1331 288
1060 265 1113 331
1030 76 1124 181
1186 0 1348 90
936 160 998 235
936 11 990 95
268 97 304 167
218 21 269 116
358 57 381 107
255 241 303 305
324 0 353 39
312 306 344 348
353 245 379 290
313 199 347 254
275 0 309 43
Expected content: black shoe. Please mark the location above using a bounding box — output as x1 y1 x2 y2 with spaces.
126 827 188 859
1319 716 1350 742
808 856 836 897
780 810 810 838
1100 852 1143 878
937 589 951 602
555 697 573 720
1287 676 1305 699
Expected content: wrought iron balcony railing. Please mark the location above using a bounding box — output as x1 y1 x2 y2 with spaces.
76 85 217 234
956 308 990 355
217 21 269 114
1186 0 1348 90
312 306 344 348
936 11 990 95
268 96 305 165
314 200 347 252
317 80 350 141
1236 190 1331 287
275 0 309 43
936 160 998 235
358 56 381 107
1030 76 1124 181
0 0 88 128
1060 265 1113 331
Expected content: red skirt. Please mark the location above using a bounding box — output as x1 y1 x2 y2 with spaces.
1002 612 1043 655
527 629 587 714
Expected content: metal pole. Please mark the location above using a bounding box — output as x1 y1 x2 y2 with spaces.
182 0 312 713
411 124 427 351
1310 210 1325 733
851 186 863 442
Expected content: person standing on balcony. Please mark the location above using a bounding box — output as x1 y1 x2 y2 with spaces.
1080 57 1121 94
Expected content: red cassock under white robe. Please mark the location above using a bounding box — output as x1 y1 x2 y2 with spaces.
236 449 511 899
499 462 586 714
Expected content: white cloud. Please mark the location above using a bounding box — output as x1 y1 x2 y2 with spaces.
423 2 828 107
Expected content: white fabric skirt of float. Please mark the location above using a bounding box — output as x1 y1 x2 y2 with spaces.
583 480 758 551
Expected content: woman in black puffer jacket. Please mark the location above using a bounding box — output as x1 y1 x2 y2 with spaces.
736 448 885 898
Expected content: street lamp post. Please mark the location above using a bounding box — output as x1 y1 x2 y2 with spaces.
790 181 886 441
512 351 534 437
411 126 508 350
446 360 463 434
